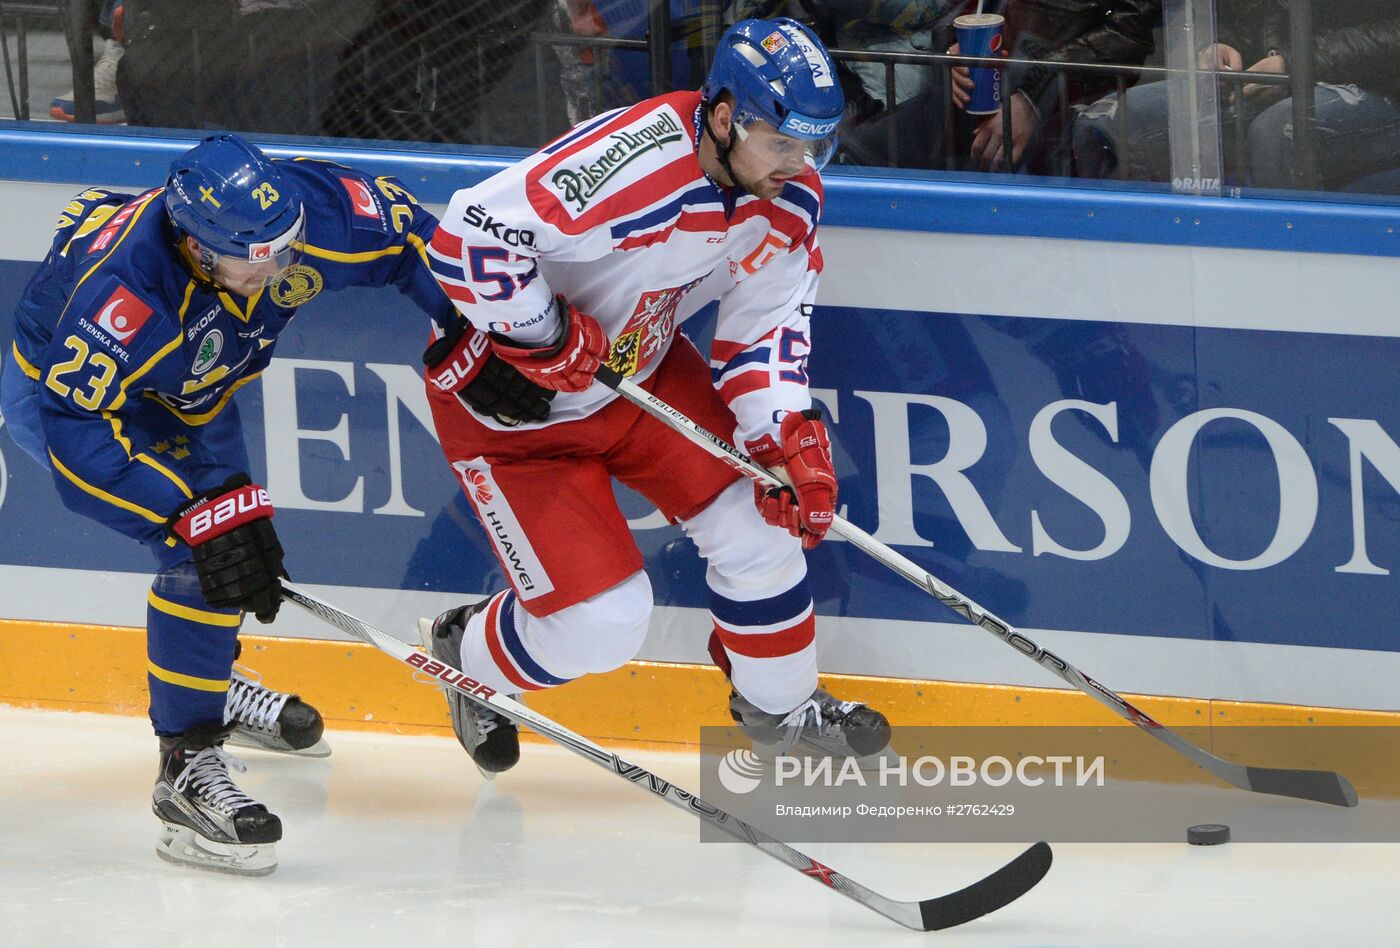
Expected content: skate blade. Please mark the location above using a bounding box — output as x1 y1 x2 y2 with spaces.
850 743 901 772
156 821 277 877
225 728 333 759
447 700 502 781
747 740 899 773
225 728 333 758
795 742 899 772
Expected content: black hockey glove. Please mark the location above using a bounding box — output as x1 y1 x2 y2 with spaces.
168 474 285 623
425 318 554 426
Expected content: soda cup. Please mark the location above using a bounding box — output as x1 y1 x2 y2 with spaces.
954 13 1004 116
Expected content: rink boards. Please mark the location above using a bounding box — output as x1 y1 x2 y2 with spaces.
2 127 1400 716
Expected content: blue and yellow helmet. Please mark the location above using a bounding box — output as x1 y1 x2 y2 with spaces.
165 133 304 270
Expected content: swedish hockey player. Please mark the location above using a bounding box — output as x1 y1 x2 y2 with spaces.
1 133 479 873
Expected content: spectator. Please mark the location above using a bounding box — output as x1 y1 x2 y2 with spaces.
548 0 711 125
1073 1 1400 191
950 0 1160 173
119 0 364 134
817 0 946 113
822 0 952 167
728 0 953 168
50 1 125 124
320 0 550 145
549 0 613 127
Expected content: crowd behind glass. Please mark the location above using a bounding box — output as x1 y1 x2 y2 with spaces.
3 0 1398 199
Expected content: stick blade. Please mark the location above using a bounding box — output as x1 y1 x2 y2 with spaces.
1245 766 1359 808
918 841 1052 931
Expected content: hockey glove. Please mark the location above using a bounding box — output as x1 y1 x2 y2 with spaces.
489 295 609 393
424 318 554 426
745 409 838 550
168 474 285 623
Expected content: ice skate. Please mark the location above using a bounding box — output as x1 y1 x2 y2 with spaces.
223 665 330 757
152 724 281 876
418 600 520 778
730 688 892 765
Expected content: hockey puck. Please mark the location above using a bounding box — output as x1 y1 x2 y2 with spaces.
1187 824 1230 846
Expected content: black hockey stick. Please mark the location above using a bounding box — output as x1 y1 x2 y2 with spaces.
595 365 1359 809
280 582 1052 931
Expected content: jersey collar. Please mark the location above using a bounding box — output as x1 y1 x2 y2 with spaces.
693 102 740 217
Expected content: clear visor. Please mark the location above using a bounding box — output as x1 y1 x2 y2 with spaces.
202 208 305 295
734 110 840 174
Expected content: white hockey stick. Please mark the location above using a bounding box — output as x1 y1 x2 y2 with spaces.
594 364 1358 809
279 582 1052 931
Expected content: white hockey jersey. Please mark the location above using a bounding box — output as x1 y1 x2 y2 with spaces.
427 90 824 449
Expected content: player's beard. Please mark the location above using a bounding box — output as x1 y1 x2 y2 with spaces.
731 164 789 200
728 144 801 200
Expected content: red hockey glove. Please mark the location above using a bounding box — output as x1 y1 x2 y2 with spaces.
489 296 609 393
745 409 838 550
424 318 555 426
168 474 284 623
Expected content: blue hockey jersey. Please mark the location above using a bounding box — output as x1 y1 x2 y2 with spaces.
8 158 453 552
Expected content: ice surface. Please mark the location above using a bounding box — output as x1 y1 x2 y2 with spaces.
0 707 1395 947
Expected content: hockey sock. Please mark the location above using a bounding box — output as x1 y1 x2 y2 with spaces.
709 576 818 714
147 563 242 735
458 590 577 695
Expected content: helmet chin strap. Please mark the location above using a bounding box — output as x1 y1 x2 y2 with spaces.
195 247 219 280
176 238 216 282
176 236 232 292
701 107 743 189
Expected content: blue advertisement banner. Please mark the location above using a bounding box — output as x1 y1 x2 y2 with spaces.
4 249 1399 655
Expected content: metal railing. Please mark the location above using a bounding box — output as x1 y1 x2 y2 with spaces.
0 1 1326 191
0 2 65 121
834 46 1295 179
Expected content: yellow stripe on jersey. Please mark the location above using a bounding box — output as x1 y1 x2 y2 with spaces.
406 231 432 271
146 661 231 693
47 450 167 525
101 278 192 413
176 278 197 323
10 342 40 379
61 190 159 311
137 454 195 498
217 286 265 323
102 411 194 499
298 242 405 264
61 201 121 257
42 189 163 418
147 589 242 627
144 370 262 426
107 330 184 412
290 156 349 169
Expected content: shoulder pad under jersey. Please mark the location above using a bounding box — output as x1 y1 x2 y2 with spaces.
525 92 702 236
